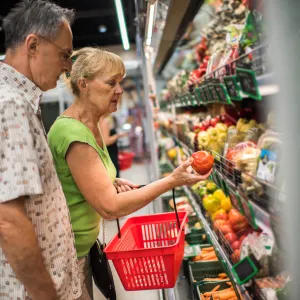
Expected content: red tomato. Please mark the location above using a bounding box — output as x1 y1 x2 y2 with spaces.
232 221 249 231
225 232 238 244
228 209 246 225
236 227 254 237
231 240 241 250
239 235 247 243
191 151 214 175
231 249 241 263
219 225 234 235
213 219 230 230
214 212 229 221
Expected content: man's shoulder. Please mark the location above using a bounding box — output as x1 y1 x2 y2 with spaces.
0 84 28 106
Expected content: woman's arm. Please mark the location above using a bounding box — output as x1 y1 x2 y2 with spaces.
66 142 210 219
99 118 119 146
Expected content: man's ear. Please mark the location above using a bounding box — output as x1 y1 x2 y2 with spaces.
25 34 39 57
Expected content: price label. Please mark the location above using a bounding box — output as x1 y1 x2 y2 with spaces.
240 197 258 229
236 68 262 101
191 94 198 106
228 189 243 213
214 83 231 104
203 85 212 102
250 201 271 232
185 94 191 106
209 84 219 102
224 76 242 101
199 86 208 102
194 87 202 103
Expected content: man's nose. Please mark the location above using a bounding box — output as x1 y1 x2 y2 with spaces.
64 58 72 73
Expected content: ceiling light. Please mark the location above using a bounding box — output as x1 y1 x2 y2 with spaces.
98 25 107 33
114 0 130 51
146 3 156 46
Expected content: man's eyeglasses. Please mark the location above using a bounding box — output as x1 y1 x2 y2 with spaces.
38 35 72 63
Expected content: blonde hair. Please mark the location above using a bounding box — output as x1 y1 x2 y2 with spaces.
66 47 126 97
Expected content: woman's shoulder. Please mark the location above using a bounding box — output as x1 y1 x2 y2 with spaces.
48 116 90 144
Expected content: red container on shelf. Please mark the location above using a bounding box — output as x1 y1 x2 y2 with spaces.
118 151 135 171
104 211 188 291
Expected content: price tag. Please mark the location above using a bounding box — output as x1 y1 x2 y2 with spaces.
204 85 212 102
214 83 232 104
240 196 258 229
224 76 242 101
250 201 271 233
191 94 197 106
194 87 202 103
228 189 244 213
236 68 262 101
209 83 219 102
199 86 208 102
185 94 191 106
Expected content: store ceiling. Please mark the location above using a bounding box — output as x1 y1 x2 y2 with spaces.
0 0 136 53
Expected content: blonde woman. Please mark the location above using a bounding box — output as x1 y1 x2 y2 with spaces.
48 47 211 299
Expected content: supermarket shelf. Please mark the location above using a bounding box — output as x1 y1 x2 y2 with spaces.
163 155 252 299
182 185 252 300
161 130 276 236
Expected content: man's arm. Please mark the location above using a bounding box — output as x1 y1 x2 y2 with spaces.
0 197 58 300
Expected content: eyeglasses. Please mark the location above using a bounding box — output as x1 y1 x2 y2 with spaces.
38 35 73 63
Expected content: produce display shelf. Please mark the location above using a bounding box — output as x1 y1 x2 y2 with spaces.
182 185 253 300
162 130 275 236
165 73 279 109
163 157 252 300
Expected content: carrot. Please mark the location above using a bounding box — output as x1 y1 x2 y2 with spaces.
226 282 232 286
212 285 220 292
214 290 237 300
228 298 238 300
193 255 202 261
203 287 233 297
202 247 214 251
202 255 217 261
200 293 205 300
203 278 224 282
218 273 227 279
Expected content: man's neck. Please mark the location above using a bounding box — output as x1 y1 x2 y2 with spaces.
4 50 33 81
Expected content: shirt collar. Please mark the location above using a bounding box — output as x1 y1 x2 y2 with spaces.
0 62 43 114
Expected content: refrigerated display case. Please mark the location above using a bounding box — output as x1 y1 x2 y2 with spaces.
140 1 289 299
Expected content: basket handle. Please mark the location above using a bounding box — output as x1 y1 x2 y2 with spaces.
115 186 181 238
116 185 147 239
172 188 181 230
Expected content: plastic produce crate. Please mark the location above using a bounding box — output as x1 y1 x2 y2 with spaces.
188 245 227 300
196 281 232 300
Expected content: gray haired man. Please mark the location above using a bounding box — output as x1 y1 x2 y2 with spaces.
0 1 81 299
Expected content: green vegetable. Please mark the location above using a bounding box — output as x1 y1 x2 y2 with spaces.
206 181 218 193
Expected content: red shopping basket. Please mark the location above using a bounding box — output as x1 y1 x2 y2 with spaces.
118 151 135 171
104 211 188 291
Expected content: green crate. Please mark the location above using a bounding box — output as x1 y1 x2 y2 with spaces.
189 260 225 283
185 231 207 245
196 281 232 300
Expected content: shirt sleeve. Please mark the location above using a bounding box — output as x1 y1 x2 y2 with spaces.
0 100 43 202
48 119 99 159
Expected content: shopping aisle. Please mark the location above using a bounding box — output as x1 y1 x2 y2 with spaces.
93 162 159 300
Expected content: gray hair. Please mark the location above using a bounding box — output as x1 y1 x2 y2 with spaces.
3 0 75 50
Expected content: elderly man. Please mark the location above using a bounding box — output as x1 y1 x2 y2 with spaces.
0 1 81 299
